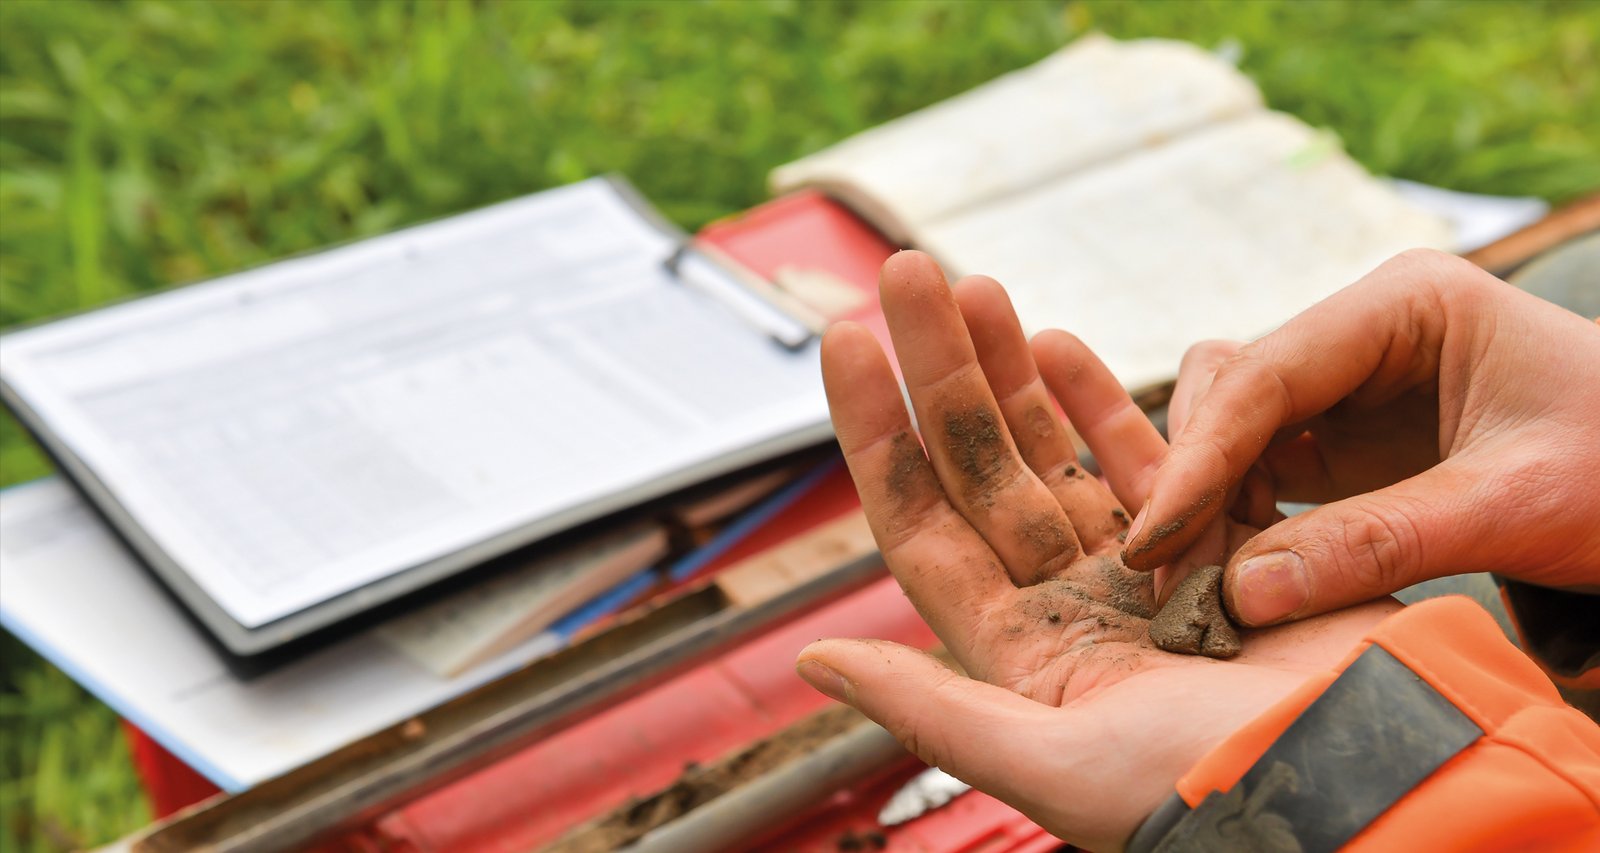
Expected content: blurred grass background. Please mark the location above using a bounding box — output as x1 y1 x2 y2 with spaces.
1 0 1596 847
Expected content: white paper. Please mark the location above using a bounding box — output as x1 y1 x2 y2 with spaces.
771 36 1264 243
1388 179 1549 252
769 37 1471 393
0 478 578 791
878 768 972 826
921 113 1455 391
0 178 827 627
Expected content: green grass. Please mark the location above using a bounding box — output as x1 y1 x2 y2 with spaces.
1 0 1596 848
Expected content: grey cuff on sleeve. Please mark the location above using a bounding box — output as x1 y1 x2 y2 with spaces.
1496 577 1600 679
1125 645 1482 853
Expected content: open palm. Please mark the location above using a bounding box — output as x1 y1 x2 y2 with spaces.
797 252 1398 851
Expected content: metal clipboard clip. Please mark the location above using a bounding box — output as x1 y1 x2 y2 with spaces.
664 242 827 351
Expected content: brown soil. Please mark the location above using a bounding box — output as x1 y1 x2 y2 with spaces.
542 704 866 853
942 408 1006 503
837 828 889 850
1015 512 1077 567
885 431 939 510
1148 565 1241 658
1121 485 1222 566
1095 556 1156 620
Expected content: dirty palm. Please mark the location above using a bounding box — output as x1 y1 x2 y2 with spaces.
798 251 1397 849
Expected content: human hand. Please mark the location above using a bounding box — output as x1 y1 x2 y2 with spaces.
795 251 1398 851
1123 248 1600 628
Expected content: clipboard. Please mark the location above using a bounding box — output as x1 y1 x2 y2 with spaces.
0 176 833 663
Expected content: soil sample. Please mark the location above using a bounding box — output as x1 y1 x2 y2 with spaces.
1148 564 1241 658
542 704 874 853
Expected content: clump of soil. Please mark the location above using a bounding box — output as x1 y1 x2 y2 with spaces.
542 704 864 853
1148 565 1241 659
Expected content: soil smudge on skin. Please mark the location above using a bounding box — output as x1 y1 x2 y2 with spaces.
1017 513 1069 553
1016 577 1151 648
943 408 1007 504
885 431 939 510
1096 556 1156 619
1016 513 1078 576
1122 485 1222 564
1148 565 1241 659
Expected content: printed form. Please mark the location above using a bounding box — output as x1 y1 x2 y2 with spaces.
0 179 828 627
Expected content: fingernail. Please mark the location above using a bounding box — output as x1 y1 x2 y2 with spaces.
1122 501 1150 553
1155 571 1178 607
1231 552 1309 625
797 659 851 703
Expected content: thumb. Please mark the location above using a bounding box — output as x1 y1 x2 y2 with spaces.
1222 461 1486 626
795 639 1059 802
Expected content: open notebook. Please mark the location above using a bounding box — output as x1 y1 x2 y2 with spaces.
0 177 832 657
773 35 1455 392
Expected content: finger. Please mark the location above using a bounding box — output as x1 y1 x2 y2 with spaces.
1234 462 1281 529
1221 458 1490 626
879 252 1081 584
1152 518 1229 605
821 322 1010 655
1122 250 1471 571
1168 339 1240 440
1157 466 1271 603
953 276 1126 550
1259 432 1342 504
1031 330 1168 516
796 639 1068 815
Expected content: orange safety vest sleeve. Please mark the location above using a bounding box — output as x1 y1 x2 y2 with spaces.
1127 595 1600 852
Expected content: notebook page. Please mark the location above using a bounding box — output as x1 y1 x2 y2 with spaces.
918 113 1454 391
770 36 1263 244
0 178 828 628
